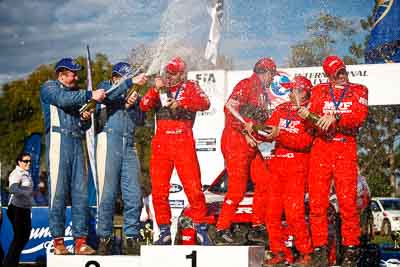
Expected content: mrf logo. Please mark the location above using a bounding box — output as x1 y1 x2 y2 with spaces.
278 119 300 134
323 101 352 114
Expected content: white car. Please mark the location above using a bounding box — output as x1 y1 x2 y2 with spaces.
371 197 400 236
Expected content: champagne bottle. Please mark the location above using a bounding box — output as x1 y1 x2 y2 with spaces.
125 83 142 100
252 124 272 137
306 112 321 124
80 70 141 114
79 98 97 114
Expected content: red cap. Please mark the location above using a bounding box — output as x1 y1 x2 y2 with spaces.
253 57 277 74
165 57 186 74
322 55 346 77
280 75 313 92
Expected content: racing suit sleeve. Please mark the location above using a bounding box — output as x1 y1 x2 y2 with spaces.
308 85 322 116
336 85 368 131
177 81 210 112
99 79 133 105
306 85 331 135
265 105 281 126
140 87 160 112
40 81 92 109
224 79 250 131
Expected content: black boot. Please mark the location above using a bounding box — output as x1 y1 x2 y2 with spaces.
97 237 113 255
311 246 328 267
247 224 266 245
214 229 240 245
263 251 287 267
154 224 172 245
194 223 213 245
341 246 360 267
122 236 141 255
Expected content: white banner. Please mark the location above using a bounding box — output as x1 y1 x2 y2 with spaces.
282 63 400 106
189 70 226 185
227 63 400 106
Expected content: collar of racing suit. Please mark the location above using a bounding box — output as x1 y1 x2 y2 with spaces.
166 81 184 97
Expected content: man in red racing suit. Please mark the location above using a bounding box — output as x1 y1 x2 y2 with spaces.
298 55 368 267
214 58 277 245
262 76 314 266
139 57 211 245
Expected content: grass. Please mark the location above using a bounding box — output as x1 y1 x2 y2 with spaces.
371 233 395 245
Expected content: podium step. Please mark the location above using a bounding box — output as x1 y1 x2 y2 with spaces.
47 254 141 267
141 245 265 267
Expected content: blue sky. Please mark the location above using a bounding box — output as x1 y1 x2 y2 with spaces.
0 0 375 85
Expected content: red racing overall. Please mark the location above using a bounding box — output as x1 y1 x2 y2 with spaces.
307 82 368 247
263 102 313 256
217 73 270 230
140 80 210 225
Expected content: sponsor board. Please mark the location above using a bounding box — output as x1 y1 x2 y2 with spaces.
0 206 96 263
196 138 217 152
169 183 183 194
189 70 226 185
169 199 185 209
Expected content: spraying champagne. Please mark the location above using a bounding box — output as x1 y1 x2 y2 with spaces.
80 66 144 114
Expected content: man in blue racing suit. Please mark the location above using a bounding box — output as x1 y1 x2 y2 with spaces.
95 62 147 255
40 58 106 255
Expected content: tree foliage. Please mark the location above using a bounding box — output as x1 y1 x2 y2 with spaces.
288 12 358 67
358 106 400 196
0 64 53 172
0 54 111 176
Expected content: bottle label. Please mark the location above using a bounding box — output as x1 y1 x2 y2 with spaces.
257 141 275 159
160 92 169 107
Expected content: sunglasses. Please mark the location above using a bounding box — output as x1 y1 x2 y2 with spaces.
21 160 31 164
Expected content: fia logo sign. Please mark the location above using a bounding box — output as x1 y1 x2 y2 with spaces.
195 73 217 95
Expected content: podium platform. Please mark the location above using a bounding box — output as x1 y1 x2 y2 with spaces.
47 254 141 267
141 245 265 267
47 246 265 267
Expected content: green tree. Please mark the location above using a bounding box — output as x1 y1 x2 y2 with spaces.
0 64 53 173
347 1 379 63
0 54 112 177
288 12 358 67
358 106 400 196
